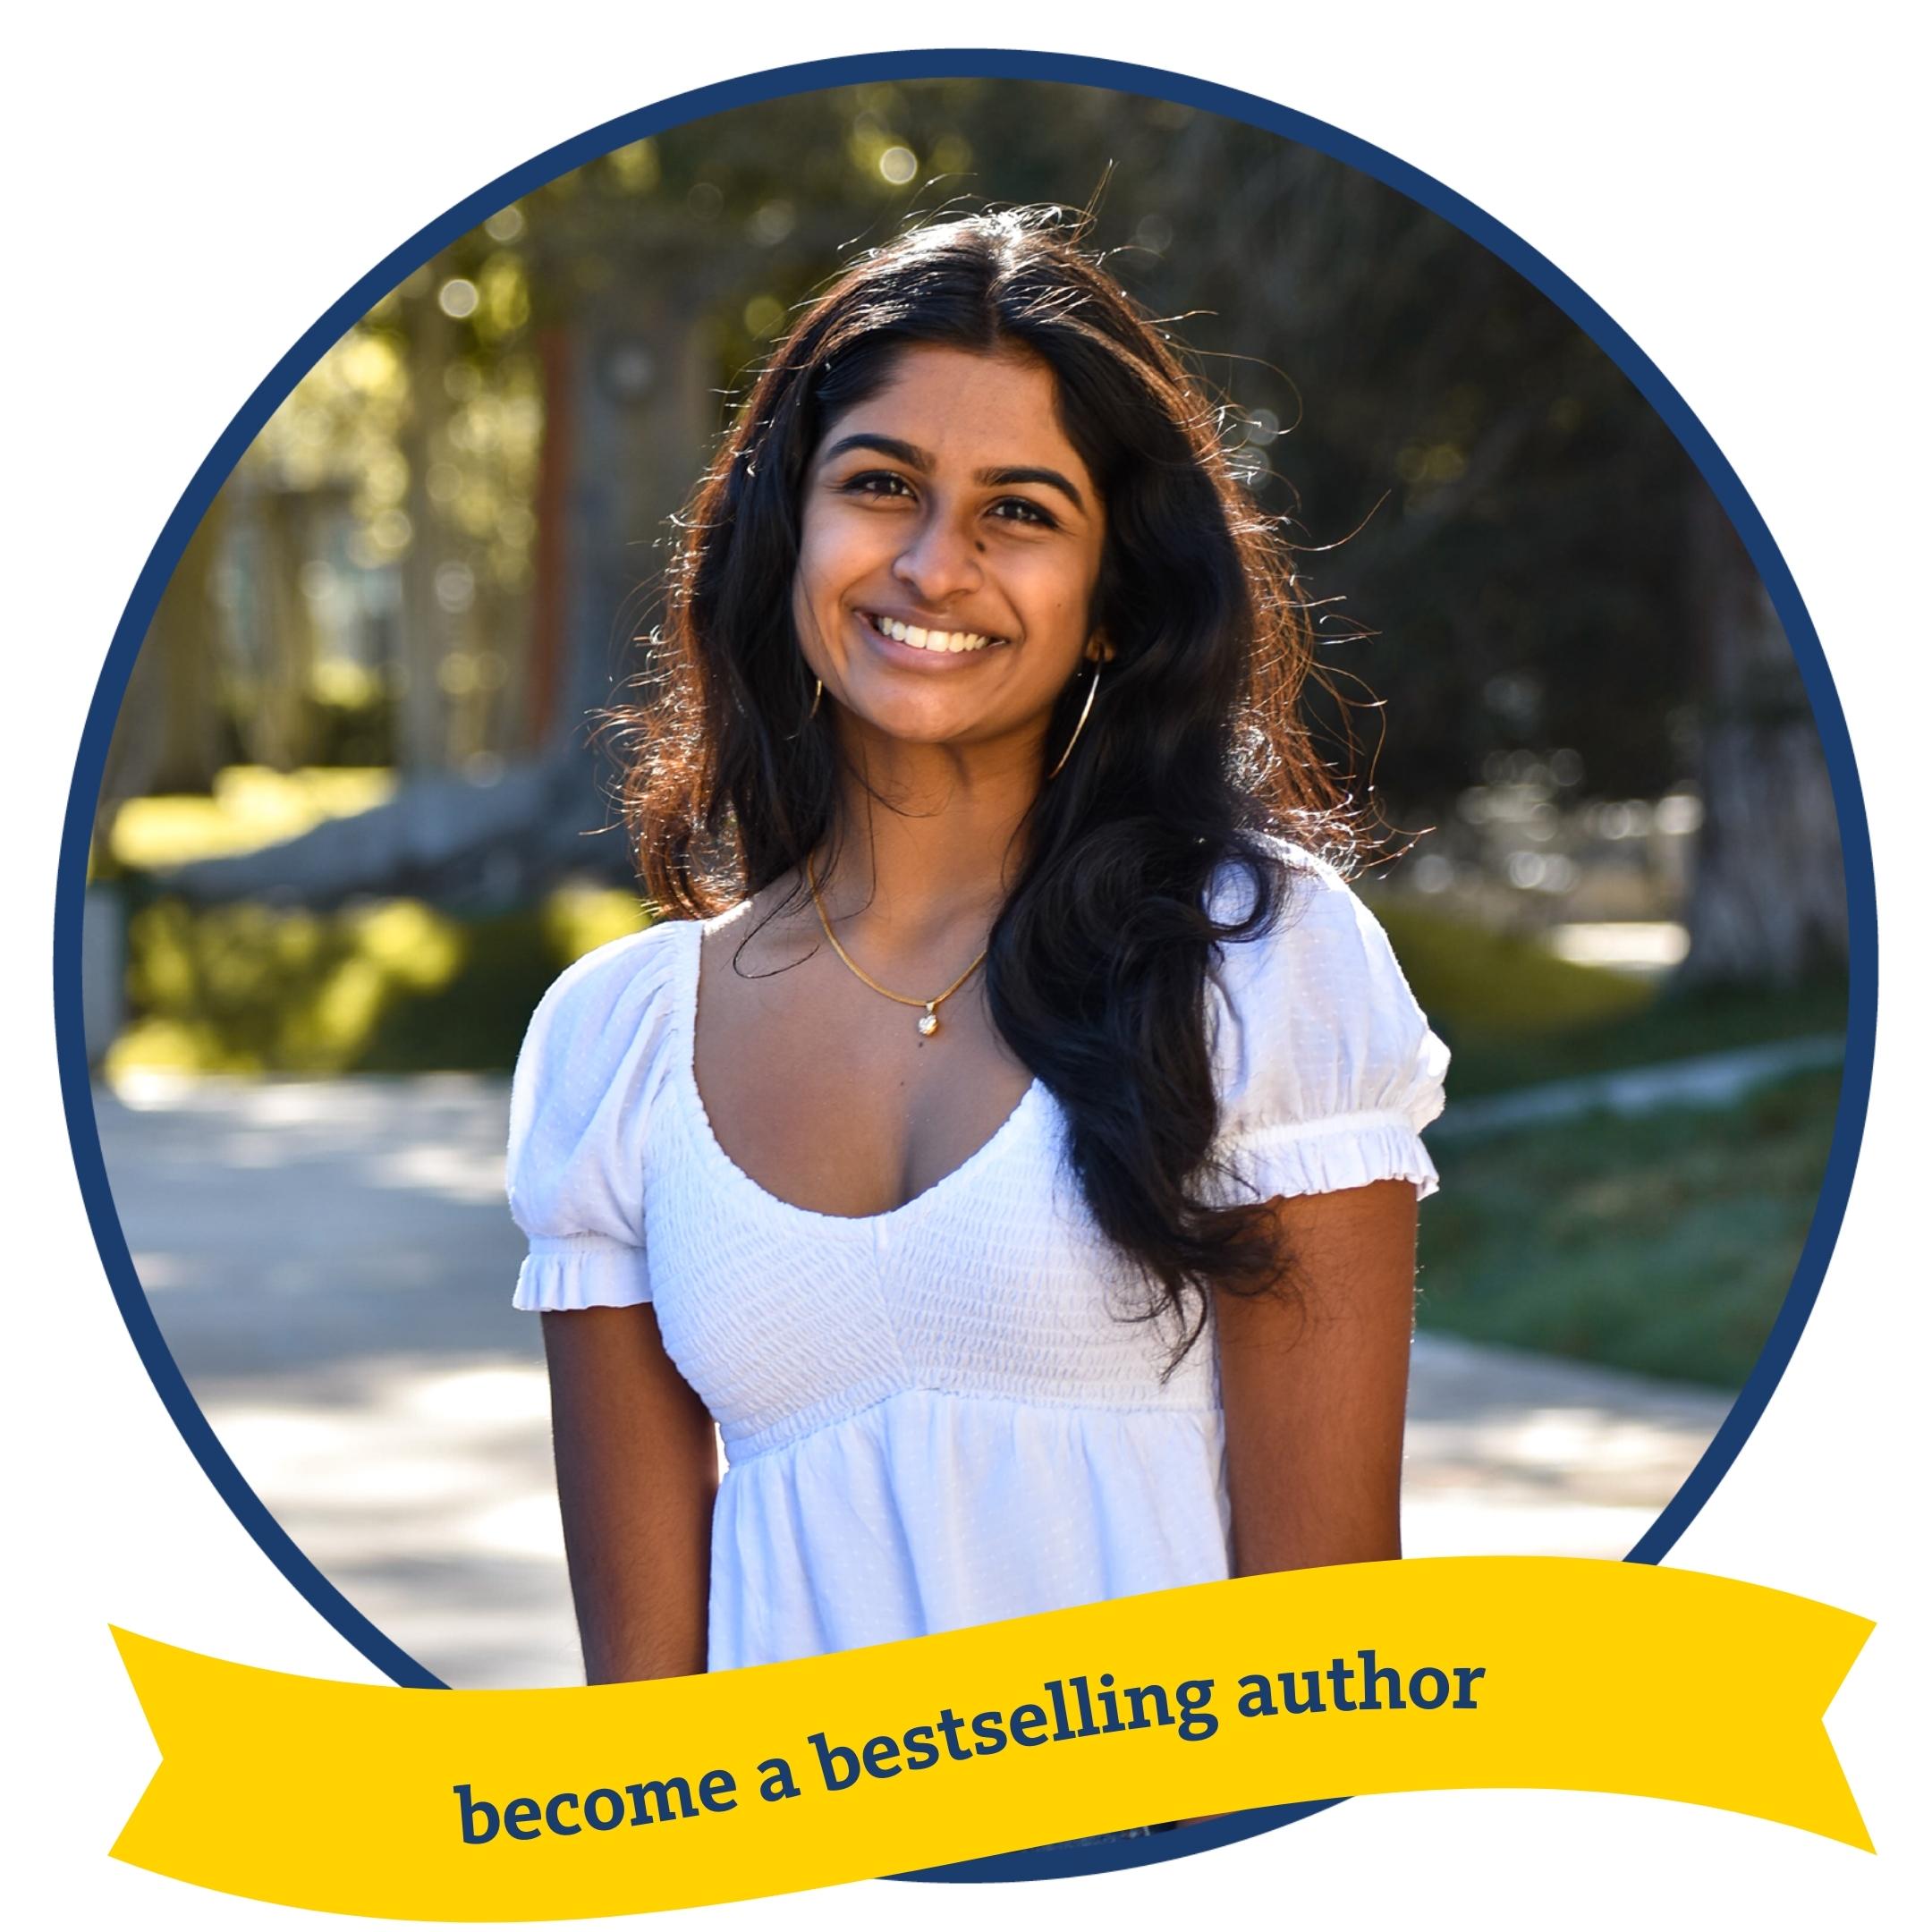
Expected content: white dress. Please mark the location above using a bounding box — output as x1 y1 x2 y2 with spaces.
506 845 1451 1672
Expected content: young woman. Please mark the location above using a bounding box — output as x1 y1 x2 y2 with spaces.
507 208 1449 1685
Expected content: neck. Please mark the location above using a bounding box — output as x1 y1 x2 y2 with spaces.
814 725 1046 938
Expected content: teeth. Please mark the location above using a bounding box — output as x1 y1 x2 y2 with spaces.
869 614 1000 653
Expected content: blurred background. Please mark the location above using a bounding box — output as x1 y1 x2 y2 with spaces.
83 79 1850 1687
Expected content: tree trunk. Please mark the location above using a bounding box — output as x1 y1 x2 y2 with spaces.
255 487 317 770
154 276 718 909
522 323 572 755
1675 487 1848 987
397 290 453 772
97 495 227 828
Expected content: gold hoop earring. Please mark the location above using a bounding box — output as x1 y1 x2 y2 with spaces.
786 675 825 741
1046 661 1101 782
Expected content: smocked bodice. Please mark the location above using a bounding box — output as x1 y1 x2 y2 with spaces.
508 848 1450 1668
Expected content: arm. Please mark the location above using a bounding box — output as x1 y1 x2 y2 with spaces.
540 1304 720 1682
1215 1176 1419 1575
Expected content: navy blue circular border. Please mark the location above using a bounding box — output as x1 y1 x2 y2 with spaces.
54 47 1877 1889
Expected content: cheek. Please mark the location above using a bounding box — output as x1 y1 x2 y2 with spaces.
795 521 878 632
789 521 844 642
1020 552 1104 642
791 521 827 600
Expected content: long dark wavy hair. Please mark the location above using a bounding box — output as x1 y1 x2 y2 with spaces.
617 205 1363 1358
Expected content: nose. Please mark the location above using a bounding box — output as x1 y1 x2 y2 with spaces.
892 505 982 606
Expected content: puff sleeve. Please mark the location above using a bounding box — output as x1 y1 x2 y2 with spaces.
1206 849 1451 1207
504 926 680 1311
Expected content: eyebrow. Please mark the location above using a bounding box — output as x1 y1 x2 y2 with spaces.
819 433 1089 514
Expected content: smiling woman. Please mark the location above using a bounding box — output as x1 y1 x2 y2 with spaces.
794 346 1108 764
504 208 1450 1701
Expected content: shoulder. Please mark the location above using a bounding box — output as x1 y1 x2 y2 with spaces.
1208 837 1450 1137
519 919 688 1057
509 919 691 1135
504 919 691 1279
1208 835 1391 983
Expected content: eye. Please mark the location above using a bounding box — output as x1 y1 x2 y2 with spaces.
839 470 914 500
989 496 1057 529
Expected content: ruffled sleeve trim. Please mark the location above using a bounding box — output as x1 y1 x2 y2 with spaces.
1211 1107 1442 1207
513 1233 653 1311
1203 843 1452 1208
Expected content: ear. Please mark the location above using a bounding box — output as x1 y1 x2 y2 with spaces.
1085 631 1118 664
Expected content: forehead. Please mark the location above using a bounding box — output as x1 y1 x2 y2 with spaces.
819 342 1089 475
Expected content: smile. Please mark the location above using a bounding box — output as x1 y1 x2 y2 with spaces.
863 611 1008 654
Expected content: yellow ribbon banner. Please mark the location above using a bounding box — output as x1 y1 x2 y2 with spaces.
111 1556 1871 1918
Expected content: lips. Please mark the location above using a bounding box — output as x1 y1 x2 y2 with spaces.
862 610 1009 655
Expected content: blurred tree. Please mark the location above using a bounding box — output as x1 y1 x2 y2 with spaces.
99 500 227 837
397 288 453 772
1675 487 1847 985
128 77 1850 980
252 485 324 769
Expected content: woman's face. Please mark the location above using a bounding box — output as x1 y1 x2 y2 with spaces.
792 342 1107 761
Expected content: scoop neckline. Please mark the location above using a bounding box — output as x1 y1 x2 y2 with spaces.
671 915 1046 1232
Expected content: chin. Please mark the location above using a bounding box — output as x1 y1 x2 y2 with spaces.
830 677 983 749
846 703 982 750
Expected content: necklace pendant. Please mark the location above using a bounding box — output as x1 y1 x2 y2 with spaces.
917 1006 940 1038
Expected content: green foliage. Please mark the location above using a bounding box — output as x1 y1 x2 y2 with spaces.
1377 901 1849 1096
111 891 648 1077
1376 902 1656 1045
111 768 397 872
1417 1065 1843 1387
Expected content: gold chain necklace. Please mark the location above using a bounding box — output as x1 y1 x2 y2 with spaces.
805 854 989 1038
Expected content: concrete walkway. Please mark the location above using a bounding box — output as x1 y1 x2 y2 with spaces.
91 1072 1734 1690
1433 1032 1843 1139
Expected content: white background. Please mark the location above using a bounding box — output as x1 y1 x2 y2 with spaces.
6 4 1926 1925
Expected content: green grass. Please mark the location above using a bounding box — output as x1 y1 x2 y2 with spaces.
1424 975 1850 1098
1375 901 1849 1097
1415 1064 1845 1388
1374 902 1657 1044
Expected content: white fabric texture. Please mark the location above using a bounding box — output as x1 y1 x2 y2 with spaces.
507 845 1451 1671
